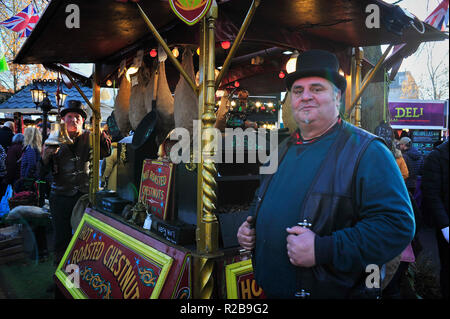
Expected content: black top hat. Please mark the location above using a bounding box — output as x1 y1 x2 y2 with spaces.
60 100 87 119
285 50 347 92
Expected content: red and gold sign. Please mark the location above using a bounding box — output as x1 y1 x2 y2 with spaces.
55 209 192 299
139 160 174 220
169 0 213 26
225 259 265 299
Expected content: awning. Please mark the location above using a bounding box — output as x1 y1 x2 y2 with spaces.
13 0 448 94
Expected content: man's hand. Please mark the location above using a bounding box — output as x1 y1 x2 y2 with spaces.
42 145 60 165
237 216 256 251
286 226 316 267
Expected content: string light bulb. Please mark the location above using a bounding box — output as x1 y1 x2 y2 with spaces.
172 47 179 58
106 79 112 87
150 49 157 57
234 81 240 87
279 71 285 79
221 41 231 50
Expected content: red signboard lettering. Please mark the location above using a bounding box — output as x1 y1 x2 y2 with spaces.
63 223 164 299
139 160 174 220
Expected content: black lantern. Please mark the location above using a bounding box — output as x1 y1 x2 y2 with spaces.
31 80 54 143
30 82 45 106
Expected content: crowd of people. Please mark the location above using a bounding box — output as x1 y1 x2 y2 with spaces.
0 101 112 270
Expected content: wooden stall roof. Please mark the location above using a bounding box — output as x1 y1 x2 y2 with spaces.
14 0 448 94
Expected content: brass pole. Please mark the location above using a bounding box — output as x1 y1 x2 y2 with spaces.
136 3 198 95
89 64 101 203
215 0 261 90
194 2 220 299
347 44 393 120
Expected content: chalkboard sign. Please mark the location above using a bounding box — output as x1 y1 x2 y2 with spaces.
411 129 441 155
375 121 394 150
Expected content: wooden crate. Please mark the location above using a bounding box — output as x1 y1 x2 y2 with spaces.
0 225 25 264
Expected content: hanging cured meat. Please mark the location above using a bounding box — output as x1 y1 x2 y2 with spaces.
143 67 156 113
113 75 132 136
129 66 151 130
281 91 297 134
174 49 198 137
154 61 175 144
214 90 230 132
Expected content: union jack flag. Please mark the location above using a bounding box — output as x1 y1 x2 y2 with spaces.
388 0 449 81
0 4 40 38
424 0 449 31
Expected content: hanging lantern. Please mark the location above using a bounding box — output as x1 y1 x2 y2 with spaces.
278 71 286 79
234 81 240 87
150 49 157 57
286 51 299 74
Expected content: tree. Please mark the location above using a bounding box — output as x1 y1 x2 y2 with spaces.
415 42 449 100
0 0 56 93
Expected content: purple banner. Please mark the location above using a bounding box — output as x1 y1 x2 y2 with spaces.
389 101 447 128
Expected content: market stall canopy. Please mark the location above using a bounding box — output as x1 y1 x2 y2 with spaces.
0 79 92 115
14 0 448 95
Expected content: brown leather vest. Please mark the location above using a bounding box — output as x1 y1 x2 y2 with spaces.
51 130 91 196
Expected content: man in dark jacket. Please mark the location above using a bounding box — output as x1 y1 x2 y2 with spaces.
399 136 424 195
421 140 448 299
40 100 111 265
237 50 414 299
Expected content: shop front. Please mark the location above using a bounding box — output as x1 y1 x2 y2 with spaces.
389 99 449 155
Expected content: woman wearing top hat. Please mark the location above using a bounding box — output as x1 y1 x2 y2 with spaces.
237 49 415 299
40 100 111 267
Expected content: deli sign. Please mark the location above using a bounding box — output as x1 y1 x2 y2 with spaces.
389 100 448 129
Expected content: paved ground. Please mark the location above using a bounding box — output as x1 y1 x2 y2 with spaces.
0 220 56 299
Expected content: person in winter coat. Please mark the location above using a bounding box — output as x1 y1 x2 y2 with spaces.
19 126 49 261
237 50 414 299
16 127 42 192
399 137 424 195
421 140 449 299
101 142 118 191
0 121 15 152
4 133 25 190
383 140 415 299
40 100 111 266
394 140 409 181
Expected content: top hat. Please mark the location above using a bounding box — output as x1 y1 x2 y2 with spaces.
60 100 87 119
285 50 347 92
